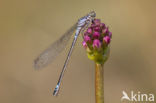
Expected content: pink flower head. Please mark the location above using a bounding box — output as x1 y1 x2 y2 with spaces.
93 31 100 39
82 41 87 48
84 35 91 43
82 18 112 64
93 39 101 48
103 36 111 44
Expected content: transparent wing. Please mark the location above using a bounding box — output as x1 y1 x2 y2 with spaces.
34 23 77 69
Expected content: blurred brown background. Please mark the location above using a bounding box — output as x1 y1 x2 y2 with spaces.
0 0 156 103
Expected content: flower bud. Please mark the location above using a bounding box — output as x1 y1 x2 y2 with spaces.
93 31 100 39
103 36 111 44
84 35 91 43
94 19 101 25
94 26 101 32
108 32 112 38
93 39 101 49
87 28 92 34
102 27 108 34
100 23 105 28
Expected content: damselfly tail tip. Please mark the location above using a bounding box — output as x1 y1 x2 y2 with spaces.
53 84 60 96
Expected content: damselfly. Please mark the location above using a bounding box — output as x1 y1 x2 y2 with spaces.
34 11 96 96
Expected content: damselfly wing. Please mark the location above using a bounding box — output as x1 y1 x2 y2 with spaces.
34 23 77 69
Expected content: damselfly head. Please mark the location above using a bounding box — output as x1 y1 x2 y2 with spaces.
88 11 96 18
78 11 96 27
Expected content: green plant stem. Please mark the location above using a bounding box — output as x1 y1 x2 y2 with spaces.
95 63 104 103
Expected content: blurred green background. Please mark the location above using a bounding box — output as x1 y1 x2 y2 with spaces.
0 0 156 103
